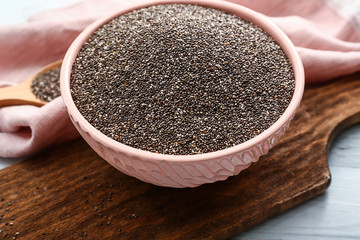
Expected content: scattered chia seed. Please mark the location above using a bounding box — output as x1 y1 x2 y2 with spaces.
31 67 61 102
70 4 295 155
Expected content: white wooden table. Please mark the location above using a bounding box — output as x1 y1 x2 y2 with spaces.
1 1 360 239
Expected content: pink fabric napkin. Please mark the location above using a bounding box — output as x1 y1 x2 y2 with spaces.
1 0 360 158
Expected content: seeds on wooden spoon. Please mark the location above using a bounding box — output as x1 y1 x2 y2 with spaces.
31 67 61 102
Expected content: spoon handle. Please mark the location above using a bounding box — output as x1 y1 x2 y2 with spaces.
0 82 45 107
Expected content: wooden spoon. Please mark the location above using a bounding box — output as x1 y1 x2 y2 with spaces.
0 60 62 107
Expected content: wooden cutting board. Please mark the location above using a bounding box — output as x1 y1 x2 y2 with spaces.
1 73 360 240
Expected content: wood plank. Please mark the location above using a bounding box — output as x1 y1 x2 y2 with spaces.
236 124 360 240
1 73 360 239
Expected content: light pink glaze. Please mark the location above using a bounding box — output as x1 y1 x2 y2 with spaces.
60 0 304 187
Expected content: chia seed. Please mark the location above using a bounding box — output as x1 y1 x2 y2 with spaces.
70 4 295 155
31 67 61 102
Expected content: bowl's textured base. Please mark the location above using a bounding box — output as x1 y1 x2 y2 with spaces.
68 112 294 187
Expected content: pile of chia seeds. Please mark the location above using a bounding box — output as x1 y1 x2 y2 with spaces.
31 67 61 102
70 4 295 155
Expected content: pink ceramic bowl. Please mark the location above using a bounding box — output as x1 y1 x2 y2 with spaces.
60 0 304 188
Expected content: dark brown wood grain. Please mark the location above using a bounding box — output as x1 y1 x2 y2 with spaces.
1 73 360 240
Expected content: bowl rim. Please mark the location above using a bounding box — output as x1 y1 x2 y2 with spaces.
60 0 305 162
